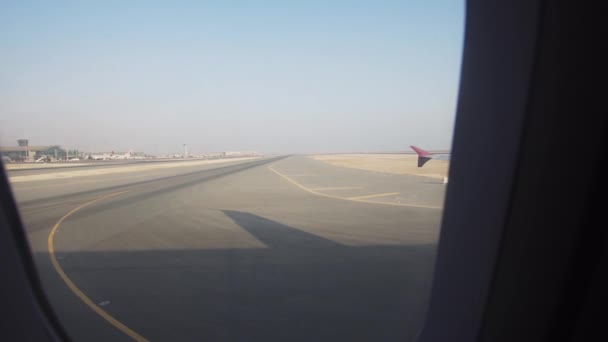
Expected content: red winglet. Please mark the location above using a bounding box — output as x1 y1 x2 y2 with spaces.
410 146 431 157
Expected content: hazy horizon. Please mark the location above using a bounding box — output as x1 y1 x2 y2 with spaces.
1 1 464 155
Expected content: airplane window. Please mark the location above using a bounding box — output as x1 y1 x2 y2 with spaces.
0 1 464 341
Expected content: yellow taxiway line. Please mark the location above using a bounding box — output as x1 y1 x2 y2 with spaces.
268 165 441 209
47 190 149 342
42 161 439 342
348 192 400 200
310 187 364 191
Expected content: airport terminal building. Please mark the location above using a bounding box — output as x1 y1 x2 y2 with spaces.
0 140 66 161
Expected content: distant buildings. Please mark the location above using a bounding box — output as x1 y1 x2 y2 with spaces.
1 139 262 163
0 139 66 161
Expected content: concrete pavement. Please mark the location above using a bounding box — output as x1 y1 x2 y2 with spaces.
13 156 445 342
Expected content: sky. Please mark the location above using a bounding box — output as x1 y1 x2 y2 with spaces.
0 1 464 155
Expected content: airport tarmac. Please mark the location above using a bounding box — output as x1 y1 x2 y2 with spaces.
5 156 260 175
12 156 445 342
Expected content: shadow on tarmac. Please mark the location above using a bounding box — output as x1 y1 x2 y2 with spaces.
43 211 437 342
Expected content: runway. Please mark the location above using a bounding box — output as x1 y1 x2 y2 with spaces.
11 156 445 342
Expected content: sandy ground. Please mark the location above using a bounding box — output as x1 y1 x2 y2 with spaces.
8 157 261 183
310 154 449 180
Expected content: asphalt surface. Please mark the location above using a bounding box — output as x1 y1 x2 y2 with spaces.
11 156 445 342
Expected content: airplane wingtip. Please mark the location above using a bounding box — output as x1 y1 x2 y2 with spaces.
410 145 431 157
